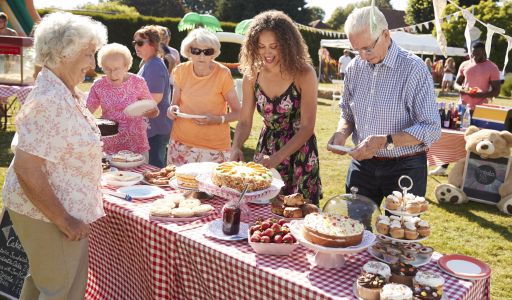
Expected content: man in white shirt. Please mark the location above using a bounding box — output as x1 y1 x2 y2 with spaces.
338 49 352 80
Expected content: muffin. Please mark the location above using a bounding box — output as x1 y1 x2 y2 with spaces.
386 195 401 210
404 222 419 240
357 272 386 300
283 207 302 218
376 217 391 235
417 220 430 237
380 283 413 300
389 221 405 239
390 262 418 287
417 246 433 261
405 201 422 214
416 197 429 212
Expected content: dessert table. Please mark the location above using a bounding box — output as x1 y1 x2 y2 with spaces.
85 164 490 300
427 129 467 166
0 84 33 130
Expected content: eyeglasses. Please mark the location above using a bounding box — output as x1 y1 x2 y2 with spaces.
132 40 148 47
190 47 215 56
351 31 384 56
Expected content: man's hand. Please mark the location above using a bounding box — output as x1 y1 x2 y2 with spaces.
327 132 349 155
350 135 386 161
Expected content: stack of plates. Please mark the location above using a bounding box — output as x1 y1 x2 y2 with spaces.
437 254 491 280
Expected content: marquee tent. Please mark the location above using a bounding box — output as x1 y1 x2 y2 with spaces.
321 31 467 57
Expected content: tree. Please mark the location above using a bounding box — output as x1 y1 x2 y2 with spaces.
182 0 216 14
326 0 392 31
404 0 434 26
78 1 140 16
214 0 311 24
118 0 184 17
306 6 325 21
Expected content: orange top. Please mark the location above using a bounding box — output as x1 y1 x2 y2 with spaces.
172 61 234 150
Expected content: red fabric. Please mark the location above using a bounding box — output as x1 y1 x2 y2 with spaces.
428 129 467 166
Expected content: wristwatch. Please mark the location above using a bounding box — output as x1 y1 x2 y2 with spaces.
385 134 395 151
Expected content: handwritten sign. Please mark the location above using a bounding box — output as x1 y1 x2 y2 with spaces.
462 152 512 205
0 210 29 300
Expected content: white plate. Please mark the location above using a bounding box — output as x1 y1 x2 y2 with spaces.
367 245 431 267
377 234 427 243
327 144 354 153
124 99 157 117
169 178 198 191
102 171 143 187
117 185 164 199
204 219 249 241
150 210 214 222
384 208 426 217
437 254 491 280
176 112 207 119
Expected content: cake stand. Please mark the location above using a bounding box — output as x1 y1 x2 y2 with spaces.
289 220 375 269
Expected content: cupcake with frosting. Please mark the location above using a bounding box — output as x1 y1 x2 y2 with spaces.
380 283 413 300
386 194 401 210
389 220 405 239
417 246 433 260
414 271 445 292
404 222 419 240
417 220 430 237
357 272 386 300
363 261 391 280
376 216 391 235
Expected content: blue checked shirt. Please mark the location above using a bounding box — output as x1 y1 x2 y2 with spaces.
341 41 441 157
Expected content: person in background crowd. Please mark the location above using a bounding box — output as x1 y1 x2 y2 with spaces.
432 57 444 85
2 12 107 299
133 25 172 168
157 26 181 89
328 6 440 206
87 43 158 158
430 42 501 176
338 49 353 80
441 57 456 94
0 12 18 36
231 10 323 204
424 57 433 74
167 28 240 165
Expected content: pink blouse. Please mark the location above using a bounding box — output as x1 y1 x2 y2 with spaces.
3 68 105 223
87 74 152 154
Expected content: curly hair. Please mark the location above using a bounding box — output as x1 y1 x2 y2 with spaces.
239 10 311 78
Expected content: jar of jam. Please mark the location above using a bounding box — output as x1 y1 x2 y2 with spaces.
222 204 241 235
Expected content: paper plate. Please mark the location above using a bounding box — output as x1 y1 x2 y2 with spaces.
176 112 207 119
438 254 491 280
124 100 157 117
102 171 143 187
204 220 249 241
117 185 164 199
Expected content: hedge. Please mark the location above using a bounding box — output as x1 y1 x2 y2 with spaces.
38 9 342 74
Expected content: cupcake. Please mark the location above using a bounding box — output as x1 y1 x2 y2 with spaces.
413 285 442 300
414 271 445 293
363 261 391 280
380 283 413 300
371 243 386 259
377 217 391 235
404 222 419 240
389 221 405 239
390 262 418 287
401 244 418 257
416 197 429 212
383 249 401 264
405 201 421 214
357 272 386 300
392 191 403 199
417 220 430 237
417 247 433 261
386 195 401 210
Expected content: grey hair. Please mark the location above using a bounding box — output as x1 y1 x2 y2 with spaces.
180 28 221 60
34 12 108 68
97 43 133 70
345 6 388 40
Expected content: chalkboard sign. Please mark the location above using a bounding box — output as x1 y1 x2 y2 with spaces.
0 210 29 300
462 152 512 205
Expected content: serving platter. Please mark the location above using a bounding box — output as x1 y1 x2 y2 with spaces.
437 254 491 280
377 234 427 243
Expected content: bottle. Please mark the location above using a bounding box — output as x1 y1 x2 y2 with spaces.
461 104 472 130
444 103 452 128
222 201 241 235
439 102 446 128
450 103 459 129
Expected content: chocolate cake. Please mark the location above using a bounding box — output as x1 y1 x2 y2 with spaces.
95 118 119 137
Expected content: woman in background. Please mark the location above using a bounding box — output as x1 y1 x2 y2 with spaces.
441 57 456 94
230 10 322 204
167 28 240 165
87 43 158 157
133 25 172 167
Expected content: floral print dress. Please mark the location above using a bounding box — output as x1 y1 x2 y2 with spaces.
254 80 322 204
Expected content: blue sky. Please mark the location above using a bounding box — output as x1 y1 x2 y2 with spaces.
33 0 409 21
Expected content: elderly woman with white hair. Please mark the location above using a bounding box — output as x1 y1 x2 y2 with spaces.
1 12 107 299
87 43 157 156
166 28 240 165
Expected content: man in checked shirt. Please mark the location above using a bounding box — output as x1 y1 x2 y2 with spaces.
328 6 441 206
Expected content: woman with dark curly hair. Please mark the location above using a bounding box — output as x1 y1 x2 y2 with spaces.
230 10 322 204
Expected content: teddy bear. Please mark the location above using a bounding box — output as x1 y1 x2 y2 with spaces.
434 126 512 215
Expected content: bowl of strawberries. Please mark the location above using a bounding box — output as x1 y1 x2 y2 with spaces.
248 218 299 256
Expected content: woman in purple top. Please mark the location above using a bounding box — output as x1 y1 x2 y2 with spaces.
134 25 172 167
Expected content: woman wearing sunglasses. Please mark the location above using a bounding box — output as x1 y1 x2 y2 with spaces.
133 25 172 168
231 10 322 204
166 28 241 166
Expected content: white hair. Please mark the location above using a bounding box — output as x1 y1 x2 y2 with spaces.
97 43 133 70
34 12 108 68
345 6 388 40
180 28 221 60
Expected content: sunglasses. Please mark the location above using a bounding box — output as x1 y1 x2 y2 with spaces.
190 47 215 56
132 40 148 47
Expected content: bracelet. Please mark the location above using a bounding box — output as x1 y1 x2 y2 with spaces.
220 115 225 124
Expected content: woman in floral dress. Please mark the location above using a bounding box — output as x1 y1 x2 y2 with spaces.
230 10 322 204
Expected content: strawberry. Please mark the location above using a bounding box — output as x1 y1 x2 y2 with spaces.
260 236 271 243
278 219 288 226
250 225 260 235
262 228 274 237
271 223 281 233
282 233 294 244
281 226 290 234
252 230 262 237
273 235 283 244
260 221 271 230
250 234 261 242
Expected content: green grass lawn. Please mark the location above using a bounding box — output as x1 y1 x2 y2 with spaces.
1 83 511 299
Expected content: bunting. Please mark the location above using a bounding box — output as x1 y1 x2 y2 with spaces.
461 8 476 56
485 24 506 58
433 0 448 57
504 36 512 77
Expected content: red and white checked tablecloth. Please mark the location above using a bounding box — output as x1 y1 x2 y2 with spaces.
86 164 490 300
0 84 33 105
428 129 467 166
